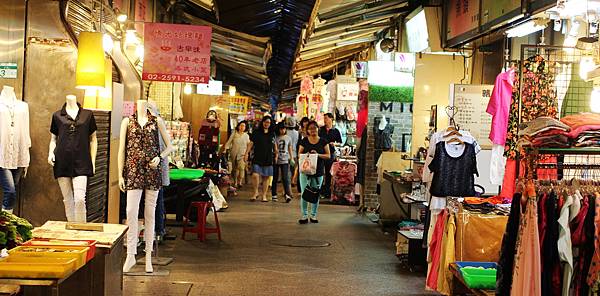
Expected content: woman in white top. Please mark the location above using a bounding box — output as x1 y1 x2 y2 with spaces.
224 121 251 188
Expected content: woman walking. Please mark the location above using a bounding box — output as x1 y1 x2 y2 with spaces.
246 116 278 202
272 123 294 203
298 120 330 224
224 121 250 189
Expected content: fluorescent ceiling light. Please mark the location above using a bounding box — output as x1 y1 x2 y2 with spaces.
506 20 547 37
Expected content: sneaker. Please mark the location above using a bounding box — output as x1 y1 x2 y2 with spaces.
272 196 279 202
298 218 309 224
285 195 292 203
309 218 319 223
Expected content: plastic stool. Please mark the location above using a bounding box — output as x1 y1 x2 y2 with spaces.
182 201 222 241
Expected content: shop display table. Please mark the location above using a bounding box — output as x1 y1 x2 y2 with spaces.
0 221 128 296
396 230 426 272
449 263 494 296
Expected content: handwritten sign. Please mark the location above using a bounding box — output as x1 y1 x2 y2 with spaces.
142 23 211 84
450 84 494 149
337 83 359 101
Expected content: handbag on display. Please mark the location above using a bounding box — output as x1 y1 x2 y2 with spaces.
301 177 320 204
299 153 318 175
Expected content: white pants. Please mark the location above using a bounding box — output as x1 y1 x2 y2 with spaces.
57 176 88 222
126 189 158 255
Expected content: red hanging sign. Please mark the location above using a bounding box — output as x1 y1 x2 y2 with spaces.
142 23 212 84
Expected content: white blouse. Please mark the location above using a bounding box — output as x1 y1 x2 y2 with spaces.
0 92 31 169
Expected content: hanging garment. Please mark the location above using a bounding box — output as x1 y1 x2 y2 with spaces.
198 119 220 148
436 213 456 295
313 77 326 94
541 191 561 296
422 130 480 183
558 194 574 296
428 142 478 197
326 80 337 112
426 209 448 291
586 193 600 287
300 75 313 95
496 193 522 295
489 144 507 185
356 90 368 138
124 112 162 191
511 196 541 296
486 69 515 145
573 194 594 296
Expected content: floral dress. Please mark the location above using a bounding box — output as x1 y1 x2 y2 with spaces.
124 112 162 191
505 55 558 159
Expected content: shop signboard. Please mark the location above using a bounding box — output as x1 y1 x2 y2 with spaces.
142 23 212 84
394 53 415 73
445 0 480 41
229 96 250 114
0 63 17 79
196 80 222 95
351 61 368 78
337 83 359 101
135 0 147 34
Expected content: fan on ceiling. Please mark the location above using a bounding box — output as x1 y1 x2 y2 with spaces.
379 38 395 53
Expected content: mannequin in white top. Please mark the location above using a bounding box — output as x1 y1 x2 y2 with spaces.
118 100 173 273
378 115 388 130
0 86 31 213
48 95 97 222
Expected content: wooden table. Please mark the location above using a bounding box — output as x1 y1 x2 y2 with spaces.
0 222 129 296
449 263 494 296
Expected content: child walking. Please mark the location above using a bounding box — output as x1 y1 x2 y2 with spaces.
272 123 294 202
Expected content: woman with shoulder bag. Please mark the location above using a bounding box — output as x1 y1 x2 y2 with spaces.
297 120 330 224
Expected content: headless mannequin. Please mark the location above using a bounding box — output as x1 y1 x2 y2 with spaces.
118 100 173 273
0 86 30 213
48 95 97 222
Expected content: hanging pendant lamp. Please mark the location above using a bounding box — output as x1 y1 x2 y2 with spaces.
76 32 106 89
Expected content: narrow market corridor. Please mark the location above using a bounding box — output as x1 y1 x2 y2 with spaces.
124 192 433 296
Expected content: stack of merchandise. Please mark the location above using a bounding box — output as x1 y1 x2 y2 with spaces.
330 161 357 203
166 121 191 165
561 113 600 147
462 196 511 215
518 117 570 148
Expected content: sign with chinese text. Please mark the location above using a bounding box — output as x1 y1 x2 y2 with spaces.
337 83 359 101
449 84 493 149
0 63 17 79
229 96 250 114
446 0 480 40
142 23 212 84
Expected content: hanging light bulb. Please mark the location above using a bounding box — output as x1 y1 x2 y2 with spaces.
184 84 193 95
229 85 236 96
592 87 600 113
580 56 596 80
103 34 114 53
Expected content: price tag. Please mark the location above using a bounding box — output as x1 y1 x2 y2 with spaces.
0 63 17 79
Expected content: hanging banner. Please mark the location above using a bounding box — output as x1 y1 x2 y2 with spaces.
142 23 212 84
229 96 250 114
337 83 359 101
351 61 368 78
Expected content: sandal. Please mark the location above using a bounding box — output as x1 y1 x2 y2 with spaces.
250 196 258 202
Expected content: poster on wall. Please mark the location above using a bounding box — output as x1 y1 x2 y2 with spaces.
351 61 368 78
449 84 494 149
446 0 480 41
229 96 250 114
394 53 416 73
142 23 212 84
368 60 414 103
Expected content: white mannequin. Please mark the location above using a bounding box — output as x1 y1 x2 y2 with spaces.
378 115 388 130
118 100 173 273
0 86 30 213
48 95 97 222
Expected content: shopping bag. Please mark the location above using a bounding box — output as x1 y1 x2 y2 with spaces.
299 153 318 175
207 179 228 211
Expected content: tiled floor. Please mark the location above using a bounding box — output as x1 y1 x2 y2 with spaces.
124 189 435 296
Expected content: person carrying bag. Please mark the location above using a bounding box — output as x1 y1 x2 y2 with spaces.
297 121 331 224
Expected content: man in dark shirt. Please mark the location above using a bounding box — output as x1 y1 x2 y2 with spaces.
318 113 342 199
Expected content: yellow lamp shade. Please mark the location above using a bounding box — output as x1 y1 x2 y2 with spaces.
83 58 113 111
76 32 106 89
